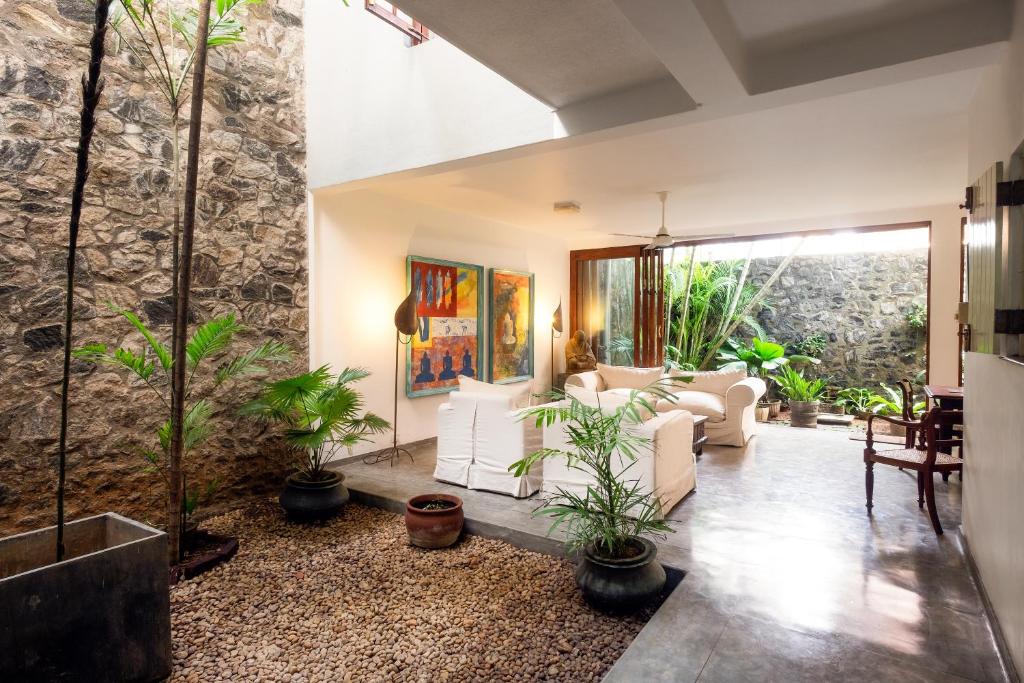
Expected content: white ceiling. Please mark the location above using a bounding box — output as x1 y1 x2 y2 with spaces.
359 69 976 240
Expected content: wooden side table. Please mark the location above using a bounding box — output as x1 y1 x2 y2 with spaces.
692 415 708 456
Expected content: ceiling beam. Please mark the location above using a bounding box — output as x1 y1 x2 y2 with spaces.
612 0 748 106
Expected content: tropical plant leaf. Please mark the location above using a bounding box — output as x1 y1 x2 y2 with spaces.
108 305 172 371
214 340 292 386
186 314 242 367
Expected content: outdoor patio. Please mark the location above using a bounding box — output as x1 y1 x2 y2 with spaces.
337 424 1005 683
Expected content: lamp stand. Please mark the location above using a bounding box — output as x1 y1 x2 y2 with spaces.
363 329 413 466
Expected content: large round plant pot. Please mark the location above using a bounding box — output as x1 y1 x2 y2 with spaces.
766 399 782 418
405 494 464 549
789 400 820 428
575 537 666 613
279 471 349 522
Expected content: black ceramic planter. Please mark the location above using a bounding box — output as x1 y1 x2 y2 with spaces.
575 537 666 613
279 471 349 522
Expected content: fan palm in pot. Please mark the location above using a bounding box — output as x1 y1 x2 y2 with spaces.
242 366 389 521
510 378 684 612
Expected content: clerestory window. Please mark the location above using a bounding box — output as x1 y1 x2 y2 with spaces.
365 0 431 45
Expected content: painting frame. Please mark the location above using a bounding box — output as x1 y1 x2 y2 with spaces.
405 255 485 398
488 268 535 384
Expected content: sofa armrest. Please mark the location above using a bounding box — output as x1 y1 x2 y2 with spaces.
565 371 606 392
726 377 766 407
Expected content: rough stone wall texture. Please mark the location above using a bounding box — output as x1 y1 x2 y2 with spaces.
0 0 308 534
750 249 928 390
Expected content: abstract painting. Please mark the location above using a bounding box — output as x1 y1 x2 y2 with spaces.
406 256 484 397
488 269 534 384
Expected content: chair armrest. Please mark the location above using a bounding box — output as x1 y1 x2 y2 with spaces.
565 371 606 392
865 413 924 451
726 377 766 407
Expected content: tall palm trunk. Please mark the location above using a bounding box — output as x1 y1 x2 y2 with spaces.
57 0 111 562
168 0 212 564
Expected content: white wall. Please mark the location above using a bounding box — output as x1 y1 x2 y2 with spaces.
569 202 965 387
309 189 570 455
303 0 555 189
962 0 1024 677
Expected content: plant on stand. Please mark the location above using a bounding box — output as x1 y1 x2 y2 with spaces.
717 336 819 419
0 4 172 680
509 379 682 612
105 0 261 564
241 366 390 521
75 308 290 555
774 365 827 428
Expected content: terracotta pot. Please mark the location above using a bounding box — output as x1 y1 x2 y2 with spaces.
279 471 349 522
755 404 771 422
789 400 820 428
405 494 464 549
575 537 666 613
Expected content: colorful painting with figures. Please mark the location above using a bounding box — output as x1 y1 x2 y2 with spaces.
488 269 534 384
406 256 484 397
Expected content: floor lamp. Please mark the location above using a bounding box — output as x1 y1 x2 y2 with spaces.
363 290 417 466
551 300 563 389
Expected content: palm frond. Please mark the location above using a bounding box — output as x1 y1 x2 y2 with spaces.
187 314 243 367
214 340 292 386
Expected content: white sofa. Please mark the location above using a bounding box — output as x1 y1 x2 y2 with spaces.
565 365 766 447
540 400 696 515
435 391 542 498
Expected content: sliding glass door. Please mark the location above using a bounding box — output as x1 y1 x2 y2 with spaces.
570 246 664 368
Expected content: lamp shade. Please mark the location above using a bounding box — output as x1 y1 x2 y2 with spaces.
394 290 418 336
552 300 563 334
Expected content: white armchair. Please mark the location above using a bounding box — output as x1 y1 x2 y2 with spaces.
435 392 542 498
540 404 696 515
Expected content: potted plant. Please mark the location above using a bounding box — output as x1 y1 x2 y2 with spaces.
242 366 390 521
509 380 680 613
718 337 819 419
405 494 465 548
774 365 827 428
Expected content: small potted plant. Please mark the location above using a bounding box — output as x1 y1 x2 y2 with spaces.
242 366 390 521
774 365 827 428
718 337 819 419
510 379 681 613
405 494 464 548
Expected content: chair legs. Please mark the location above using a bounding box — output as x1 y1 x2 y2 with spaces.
923 469 943 535
865 461 874 513
917 471 924 509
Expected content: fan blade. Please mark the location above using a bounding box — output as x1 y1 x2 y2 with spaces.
610 233 652 239
669 232 735 241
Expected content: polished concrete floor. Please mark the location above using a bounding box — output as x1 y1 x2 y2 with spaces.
335 423 1010 682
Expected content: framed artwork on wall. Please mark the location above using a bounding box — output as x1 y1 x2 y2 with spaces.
488 268 535 384
406 256 485 398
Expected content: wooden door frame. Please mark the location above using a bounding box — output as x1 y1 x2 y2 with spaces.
569 245 645 365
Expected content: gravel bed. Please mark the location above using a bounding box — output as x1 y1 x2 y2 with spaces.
171 501 651 682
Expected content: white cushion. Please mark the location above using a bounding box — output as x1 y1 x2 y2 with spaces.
457 376 531 409
566 385 655 421
659 390 727 422
668 368 746 396
596 363 663 390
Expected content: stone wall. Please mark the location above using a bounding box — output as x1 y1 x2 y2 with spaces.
749 249 928 389
0 0 309 533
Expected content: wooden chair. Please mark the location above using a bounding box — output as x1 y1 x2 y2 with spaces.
864 407 963 535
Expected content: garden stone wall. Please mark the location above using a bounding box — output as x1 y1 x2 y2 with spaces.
0 0 308 533
749 249 928 390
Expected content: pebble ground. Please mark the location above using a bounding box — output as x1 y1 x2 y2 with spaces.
170 501 649 682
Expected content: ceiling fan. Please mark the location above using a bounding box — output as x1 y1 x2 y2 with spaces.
613 191 733 249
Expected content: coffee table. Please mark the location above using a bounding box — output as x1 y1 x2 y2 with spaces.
692 415 708 455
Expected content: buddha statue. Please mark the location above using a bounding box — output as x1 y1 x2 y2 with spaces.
565 330 597 374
